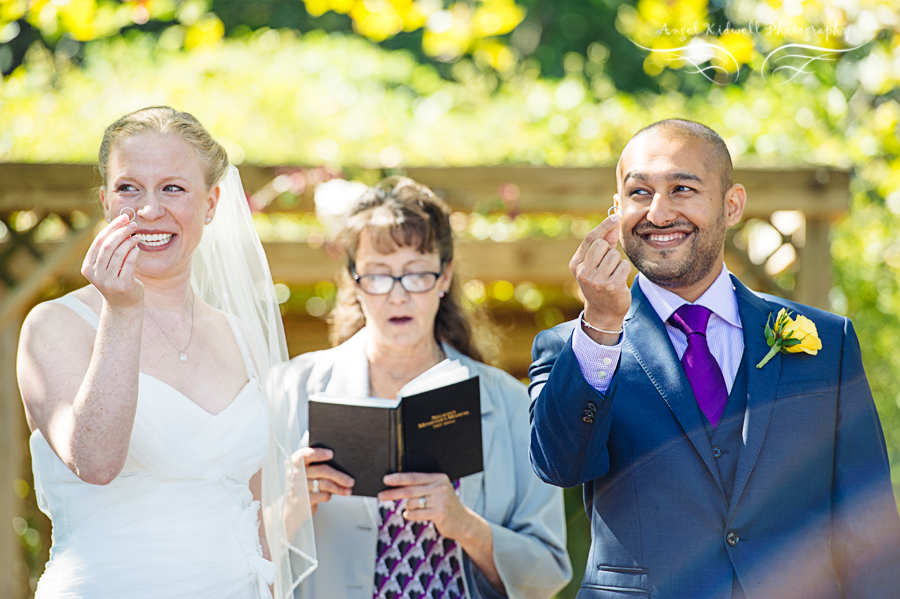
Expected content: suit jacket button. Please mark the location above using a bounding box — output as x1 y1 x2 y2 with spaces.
712 447 722 458
726 531 739 547
582 414 594 424
586 402 598 414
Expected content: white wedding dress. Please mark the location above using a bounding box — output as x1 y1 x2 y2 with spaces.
30 295 276 599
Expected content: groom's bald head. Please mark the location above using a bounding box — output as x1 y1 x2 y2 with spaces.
618 119 733 197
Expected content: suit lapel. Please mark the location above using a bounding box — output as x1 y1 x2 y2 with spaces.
728 277 782 518
624 283 726 497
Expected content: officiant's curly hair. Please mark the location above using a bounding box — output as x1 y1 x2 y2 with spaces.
330 177 496 363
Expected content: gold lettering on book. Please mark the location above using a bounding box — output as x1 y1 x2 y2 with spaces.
417 410 471 430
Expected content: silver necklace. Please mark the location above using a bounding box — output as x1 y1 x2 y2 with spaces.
145 291 194 362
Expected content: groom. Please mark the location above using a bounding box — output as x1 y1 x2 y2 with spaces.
529 119 900 599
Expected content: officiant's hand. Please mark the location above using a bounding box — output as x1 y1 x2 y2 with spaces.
293 447 354 515
379 472 478 541
570 212 631 345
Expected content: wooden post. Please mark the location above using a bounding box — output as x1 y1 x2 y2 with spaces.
0 322 22 599
0 220 99 333
795 219 832 310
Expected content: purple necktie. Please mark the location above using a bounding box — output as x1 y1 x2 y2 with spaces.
669 305 728 429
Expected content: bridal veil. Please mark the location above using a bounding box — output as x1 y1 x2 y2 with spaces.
191 165 317 597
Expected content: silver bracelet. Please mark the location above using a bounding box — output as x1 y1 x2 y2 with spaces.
581 317 623 335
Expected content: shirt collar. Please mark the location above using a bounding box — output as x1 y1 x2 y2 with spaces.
636 263 742 329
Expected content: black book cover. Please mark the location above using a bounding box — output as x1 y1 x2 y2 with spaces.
308 376 482 497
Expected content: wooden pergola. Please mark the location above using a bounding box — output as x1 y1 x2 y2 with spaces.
0 162 848 598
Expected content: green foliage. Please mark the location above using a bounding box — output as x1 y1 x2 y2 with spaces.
832 196 900 491
0 30 858 167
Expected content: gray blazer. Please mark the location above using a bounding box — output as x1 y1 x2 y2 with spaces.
282 329 571 599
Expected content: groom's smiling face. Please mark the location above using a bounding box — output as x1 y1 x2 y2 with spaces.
616 132 745 298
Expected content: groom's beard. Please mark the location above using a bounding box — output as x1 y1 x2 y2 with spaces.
623 211 726 290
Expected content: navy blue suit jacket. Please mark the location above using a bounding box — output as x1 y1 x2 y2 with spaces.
529 276 900 599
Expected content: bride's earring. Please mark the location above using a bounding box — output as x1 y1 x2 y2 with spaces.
205 217 212 224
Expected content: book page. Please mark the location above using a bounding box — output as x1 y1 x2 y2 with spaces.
310 359 470 406
309 394 400 409
399 359 470 398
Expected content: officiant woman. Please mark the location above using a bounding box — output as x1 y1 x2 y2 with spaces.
279 177 571 599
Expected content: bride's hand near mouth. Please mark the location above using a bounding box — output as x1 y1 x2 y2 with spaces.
81 214 143 308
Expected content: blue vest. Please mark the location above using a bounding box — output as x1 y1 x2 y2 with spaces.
702 355 749 599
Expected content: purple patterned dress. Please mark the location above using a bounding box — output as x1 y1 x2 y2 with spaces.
373 482 467 599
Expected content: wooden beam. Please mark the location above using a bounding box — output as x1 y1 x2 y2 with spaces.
15 238 583 288
795 219 832 310
0 321 22 599
283 315 331 358
0 219 100 332
0 164 279 213
263 237 582 286
407 166 613 216
406 166 850 219
23 235 792 292
0 163 850 218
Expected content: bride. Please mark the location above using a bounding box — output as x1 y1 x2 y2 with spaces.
16 107 316 598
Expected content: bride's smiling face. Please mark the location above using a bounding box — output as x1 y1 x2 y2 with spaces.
101 133 218 280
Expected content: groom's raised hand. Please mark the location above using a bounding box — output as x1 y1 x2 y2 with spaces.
569 213 632 345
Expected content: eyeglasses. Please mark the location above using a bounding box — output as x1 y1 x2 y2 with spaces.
352 264 445 295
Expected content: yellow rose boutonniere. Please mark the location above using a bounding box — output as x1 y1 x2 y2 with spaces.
756 308 823 369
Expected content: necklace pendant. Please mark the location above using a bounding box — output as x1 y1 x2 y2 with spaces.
180 353 188 362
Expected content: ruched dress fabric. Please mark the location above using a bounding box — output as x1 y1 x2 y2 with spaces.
30 295 276 599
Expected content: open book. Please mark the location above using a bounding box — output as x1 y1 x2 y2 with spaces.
309 360 483 497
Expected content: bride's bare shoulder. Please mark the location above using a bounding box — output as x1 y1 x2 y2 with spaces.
22 286 101 340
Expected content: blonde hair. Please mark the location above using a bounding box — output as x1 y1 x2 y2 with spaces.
329 176 490 362
98 106 228 190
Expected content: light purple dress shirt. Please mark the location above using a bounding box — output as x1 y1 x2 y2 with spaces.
572 264 745 395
